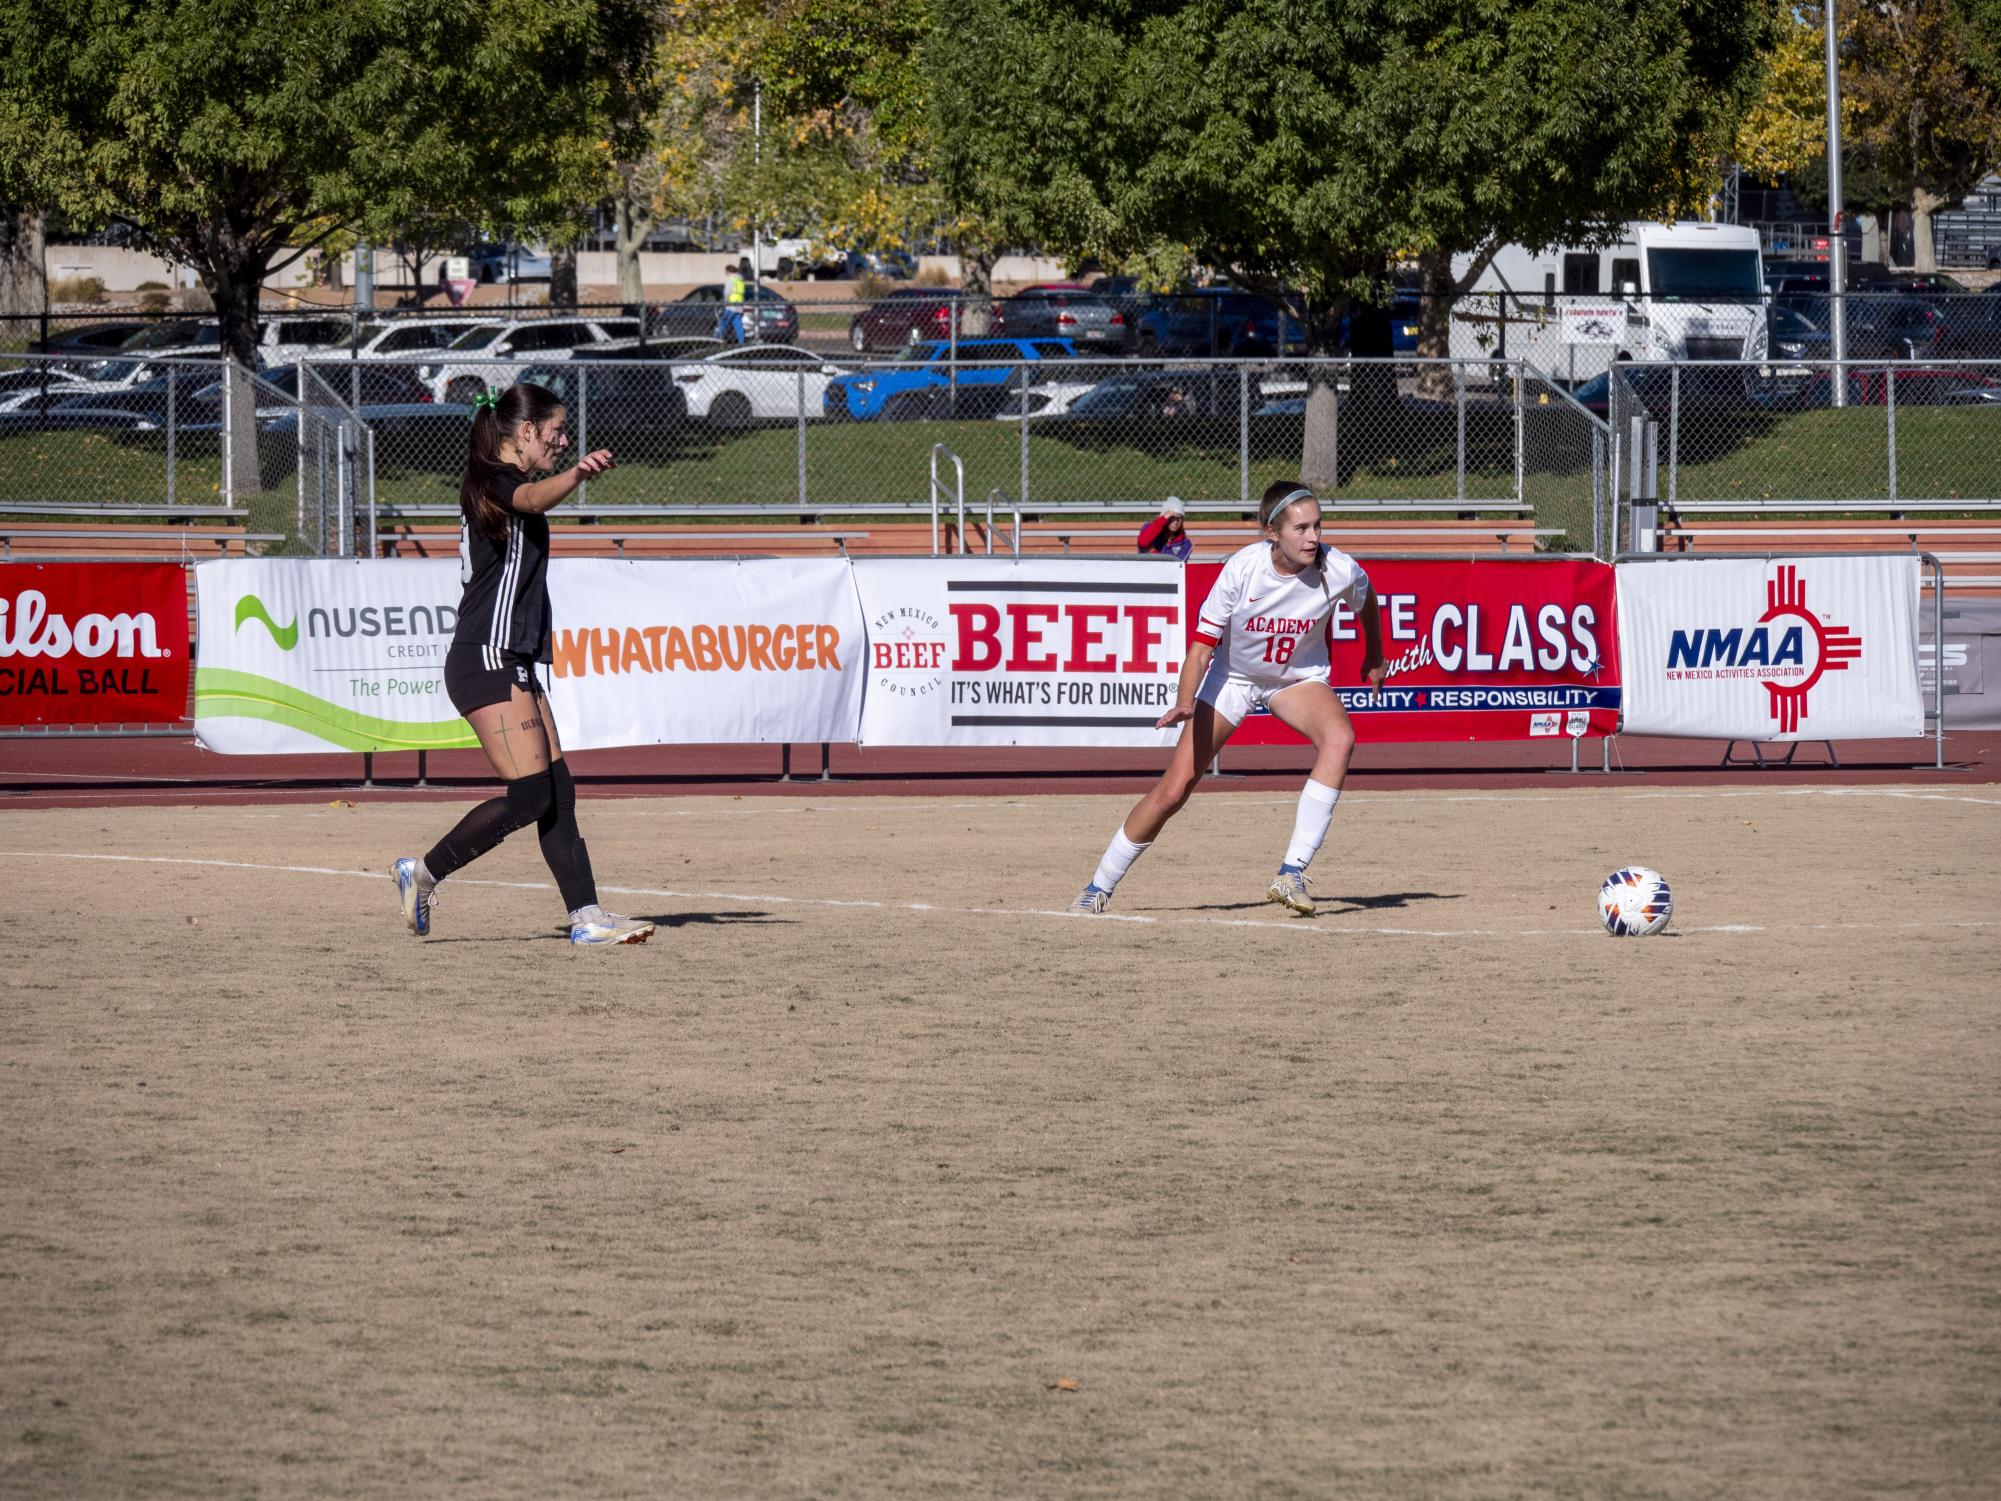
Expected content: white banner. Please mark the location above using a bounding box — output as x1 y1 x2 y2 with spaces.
544 559 863 747
1616 555 1923 740
851 558 1184 746
195 558 865 753
195 559 475 754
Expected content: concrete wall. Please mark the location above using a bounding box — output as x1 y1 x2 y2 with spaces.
44 245 313 293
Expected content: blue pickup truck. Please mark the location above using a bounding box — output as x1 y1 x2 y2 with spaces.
824 337 1079 420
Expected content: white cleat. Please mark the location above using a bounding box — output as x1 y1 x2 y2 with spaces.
1068 883 1112 915
571 911 655 947
1266 866 1315 916
393 857 433 937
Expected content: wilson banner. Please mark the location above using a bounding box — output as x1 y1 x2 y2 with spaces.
1616 554 1923 740
0 562 190 726
850 557 1185 746
1187 557 1620 744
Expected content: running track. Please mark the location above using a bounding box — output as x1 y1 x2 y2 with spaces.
1 732 1994 808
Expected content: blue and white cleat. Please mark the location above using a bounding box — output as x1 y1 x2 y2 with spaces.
570 911 655 946
1265 864 1314 915
1067 882 1113 915
393 857 432 937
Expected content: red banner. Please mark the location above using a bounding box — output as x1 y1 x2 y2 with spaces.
0 563 191 726
1187 557 1619 743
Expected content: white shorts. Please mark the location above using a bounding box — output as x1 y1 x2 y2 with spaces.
1195 661 1332 726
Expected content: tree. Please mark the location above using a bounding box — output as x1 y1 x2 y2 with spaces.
930 0 1772 483
0 205 41 319
1845 0 2001 271
1736 7 1858 179
0 0 654 492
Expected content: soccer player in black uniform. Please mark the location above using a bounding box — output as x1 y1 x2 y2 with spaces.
392 382 653 945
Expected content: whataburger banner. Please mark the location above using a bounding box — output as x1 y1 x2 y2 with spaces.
1189 557 1621 745
850 557 1184 747
1616 554 1922 740
195 558 866 753
1 562 191 726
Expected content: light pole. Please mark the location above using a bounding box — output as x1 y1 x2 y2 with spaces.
1825 0 1847 407
751 80 763 300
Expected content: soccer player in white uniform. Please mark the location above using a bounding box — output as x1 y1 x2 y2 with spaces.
1071 480 1385 916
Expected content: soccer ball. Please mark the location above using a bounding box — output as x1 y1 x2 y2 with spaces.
1598 867 1673 936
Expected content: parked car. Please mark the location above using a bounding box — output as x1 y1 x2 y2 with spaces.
1129 289 1304 356
27 321 150 357
990 379 1106 420
1756 366 2001 410
419 316 641 403
330 318 501 360
515 352 690 437
257 314 355 367
41 363 433 430
648 284 799 343
671 344 848 427
465 242 553 283
998 284 1127 349
846 290 1005 353
822 337 1078 420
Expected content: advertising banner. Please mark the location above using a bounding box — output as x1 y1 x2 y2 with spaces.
196 558 868 753
1617 555 1922 740
851 557 1184 746
544 558 864 747
195 559 476 753
0 562 190 726
1187 557 1619 745
1919 597 2001 732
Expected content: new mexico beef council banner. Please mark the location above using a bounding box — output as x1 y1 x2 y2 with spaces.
196 558 866 753
1 562 190 726
1617 554 1922 740
1187 557 1620 744
851 557 1184 747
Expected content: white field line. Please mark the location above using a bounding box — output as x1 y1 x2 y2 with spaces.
1 849 1993 942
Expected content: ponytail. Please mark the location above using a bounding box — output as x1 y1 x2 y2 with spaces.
459 382 564 541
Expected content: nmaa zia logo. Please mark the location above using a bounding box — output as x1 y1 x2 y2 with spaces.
1666 564 1862 733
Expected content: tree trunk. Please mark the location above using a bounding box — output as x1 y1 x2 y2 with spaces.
203 251 272 500
1298 294 1348 492
550 243 578 307
959 242 997 335
615 189 652 310
1910 186 1945 273
1412 247 1456 401
0 208 46 320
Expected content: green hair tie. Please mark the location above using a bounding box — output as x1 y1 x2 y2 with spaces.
471 389 498 413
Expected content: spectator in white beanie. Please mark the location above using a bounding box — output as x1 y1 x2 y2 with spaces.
1137 495 1192 560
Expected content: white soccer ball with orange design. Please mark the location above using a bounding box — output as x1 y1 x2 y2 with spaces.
1598 866 1673 937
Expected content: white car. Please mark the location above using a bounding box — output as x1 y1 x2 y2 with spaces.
326 317 499 362
256 314 355 367
673 344 847 426
421 316 642 404
991 380 1105 420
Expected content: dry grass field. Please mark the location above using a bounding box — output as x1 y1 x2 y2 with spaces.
3 783 1998 1499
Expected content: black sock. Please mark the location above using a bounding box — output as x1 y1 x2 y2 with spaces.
538 761 598 911
423 773 553 882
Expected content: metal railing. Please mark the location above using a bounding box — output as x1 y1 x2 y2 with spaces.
12 343 2001 566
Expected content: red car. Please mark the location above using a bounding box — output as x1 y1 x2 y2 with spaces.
846 290 1004 353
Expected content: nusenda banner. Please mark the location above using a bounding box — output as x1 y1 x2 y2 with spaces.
1189 556 1620 745
1 562 191 726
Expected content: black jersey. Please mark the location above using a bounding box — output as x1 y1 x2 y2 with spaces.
451 466 553 663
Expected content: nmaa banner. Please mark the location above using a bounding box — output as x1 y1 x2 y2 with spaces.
1616 554 1922 740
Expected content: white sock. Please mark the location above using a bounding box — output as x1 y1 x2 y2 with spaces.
414 857 437 893
1282 780 1341 870
1091 828 1152 892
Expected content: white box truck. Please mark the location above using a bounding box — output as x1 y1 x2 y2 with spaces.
1449 220 1768 381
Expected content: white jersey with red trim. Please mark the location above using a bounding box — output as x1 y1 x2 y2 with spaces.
1194 541 1371 684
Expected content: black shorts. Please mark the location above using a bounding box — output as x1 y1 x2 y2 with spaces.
444 644 546 716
